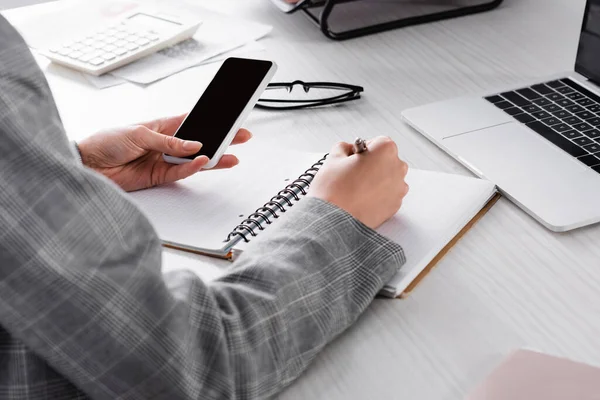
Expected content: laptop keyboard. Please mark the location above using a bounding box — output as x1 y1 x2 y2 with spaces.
485 78 600 174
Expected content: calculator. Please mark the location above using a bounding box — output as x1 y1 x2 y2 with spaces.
40 9 202 76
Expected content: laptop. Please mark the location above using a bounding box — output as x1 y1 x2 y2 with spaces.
402 0 600 232
466 349 600 400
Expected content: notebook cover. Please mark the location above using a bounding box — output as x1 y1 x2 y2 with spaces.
162 243 233 260
399 193 501 298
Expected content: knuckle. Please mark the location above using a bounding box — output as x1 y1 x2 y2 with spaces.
400 160 409 175
131 125 148 140
381 138 398 155
397 184 409 200
330 141 348 156
163 135 178 150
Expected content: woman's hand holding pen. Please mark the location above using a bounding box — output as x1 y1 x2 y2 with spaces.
308 136 409 229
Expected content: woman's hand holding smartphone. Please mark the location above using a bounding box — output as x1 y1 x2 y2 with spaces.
77 114 253 192
163 57 277 168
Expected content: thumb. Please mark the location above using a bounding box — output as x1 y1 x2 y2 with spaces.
140 113 187 137
130 126 202 157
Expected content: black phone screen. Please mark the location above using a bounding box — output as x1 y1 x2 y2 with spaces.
173 58 273 159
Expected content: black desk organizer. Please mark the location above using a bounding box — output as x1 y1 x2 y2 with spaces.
294 0 504 40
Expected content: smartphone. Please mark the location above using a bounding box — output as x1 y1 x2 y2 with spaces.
163 57 277 168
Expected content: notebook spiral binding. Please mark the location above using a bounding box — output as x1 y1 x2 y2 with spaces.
225 154 329 243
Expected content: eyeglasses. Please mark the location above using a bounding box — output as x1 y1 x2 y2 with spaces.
256 80 364 111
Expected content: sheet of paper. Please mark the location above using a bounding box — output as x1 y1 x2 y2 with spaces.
82 73 128 89
82 41 266 89
110 18 272 84
201 41 266 66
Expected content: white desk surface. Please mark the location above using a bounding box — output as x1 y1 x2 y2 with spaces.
5 0 600 398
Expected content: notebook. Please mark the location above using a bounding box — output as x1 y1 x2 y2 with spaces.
466 349 600 400
128 143 498 297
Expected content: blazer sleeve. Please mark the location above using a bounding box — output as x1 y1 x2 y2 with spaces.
0 16 405 400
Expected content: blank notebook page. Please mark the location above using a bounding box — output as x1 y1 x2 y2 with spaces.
378 169 496 296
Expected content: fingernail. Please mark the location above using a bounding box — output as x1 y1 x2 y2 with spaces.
183 141 201 151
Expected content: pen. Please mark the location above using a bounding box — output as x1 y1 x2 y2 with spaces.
353 137 368 154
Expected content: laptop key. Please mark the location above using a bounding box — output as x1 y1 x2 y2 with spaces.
574 136 594 146
556 86 574 94
547 80 565 89
547 93 565 102
586 104 600 112
532 83 554 95
526 121 588 157
557 99 576 108
533 98 552 106
593 165 600 174
523 104 541 113
516 88 542 100
566 104 585 113
573 122 593 131
493 100 513 109
552 123 572 133
577 155 600 166
577 98 594 106
532 110 552 119
562 130 583 139
485 95 503 103
541 117 561 126
514 113 536 124
588 117 600 126
504 107 522 116
552 110 571 118
566 92 585 100
544 104 562 113
583 143 600 154
575 110 595 120
501 91 531 107
564 116 583 125
584 129 600 139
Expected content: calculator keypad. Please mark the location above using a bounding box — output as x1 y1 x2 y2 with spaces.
49 23 161 67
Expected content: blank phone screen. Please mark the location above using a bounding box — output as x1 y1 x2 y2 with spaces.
173 58 273 159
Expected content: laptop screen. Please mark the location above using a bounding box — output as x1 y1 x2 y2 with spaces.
576 0 600 84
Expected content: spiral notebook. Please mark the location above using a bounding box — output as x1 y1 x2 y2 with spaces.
128 143 498 297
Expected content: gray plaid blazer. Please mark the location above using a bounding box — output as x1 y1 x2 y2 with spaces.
0 17 405 400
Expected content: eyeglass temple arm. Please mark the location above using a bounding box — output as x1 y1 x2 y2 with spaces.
267 81 364 92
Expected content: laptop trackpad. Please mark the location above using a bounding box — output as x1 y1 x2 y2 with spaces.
442 122 600 230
